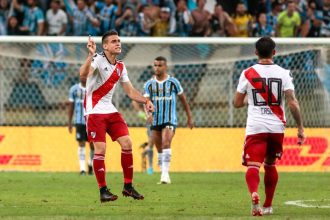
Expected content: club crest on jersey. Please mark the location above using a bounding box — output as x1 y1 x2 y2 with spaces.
91 132 96 138
104 67 108 72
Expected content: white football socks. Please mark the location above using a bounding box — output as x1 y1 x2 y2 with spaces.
78 146 86 171
161 148 172 179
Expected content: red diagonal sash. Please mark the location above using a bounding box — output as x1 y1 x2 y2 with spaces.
244 67 286 125
92 62 124 108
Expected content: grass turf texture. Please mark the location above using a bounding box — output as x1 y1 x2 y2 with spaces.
0 172 329 219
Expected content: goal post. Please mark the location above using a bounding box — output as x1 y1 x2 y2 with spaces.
0 36 329 127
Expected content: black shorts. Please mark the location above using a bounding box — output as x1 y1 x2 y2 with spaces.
150 123 176 132
76 124 88 142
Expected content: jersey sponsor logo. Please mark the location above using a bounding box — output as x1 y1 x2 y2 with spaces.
154 96 173 101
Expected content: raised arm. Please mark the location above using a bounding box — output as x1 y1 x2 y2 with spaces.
178 93 194 129
79 36 96 78
122 81 154 112
12 0 22 11
285 89 305 145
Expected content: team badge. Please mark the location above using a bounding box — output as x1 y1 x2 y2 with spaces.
104 67 108 71
91 132 96 138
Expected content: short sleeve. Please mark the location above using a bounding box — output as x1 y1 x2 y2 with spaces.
68 85 75 102
236 71 248 94
37 9 45 23
294 12 301 26
120 64 130 82
90 54 98 70
173 78 183 95
277 11 284 25
144 81 152 98
62 11 68 24
283 70 295 91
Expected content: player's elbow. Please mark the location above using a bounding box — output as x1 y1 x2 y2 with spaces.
233 99 243 108
79 67 87 78
288 99 300 111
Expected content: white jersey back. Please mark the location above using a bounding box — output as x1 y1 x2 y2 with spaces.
84 52 129 115
236 64 294 135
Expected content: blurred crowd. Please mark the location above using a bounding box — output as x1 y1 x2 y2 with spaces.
0 0 328 37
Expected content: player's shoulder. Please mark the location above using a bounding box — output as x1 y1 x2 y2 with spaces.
168 75 180 83
144 77 155 86
70 83 79 90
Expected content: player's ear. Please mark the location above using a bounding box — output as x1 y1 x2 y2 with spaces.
102 43 107 51
255 50 259 56
272 49 276 56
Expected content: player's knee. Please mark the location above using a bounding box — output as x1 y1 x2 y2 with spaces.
121 139 132 150
264 157 276 165
162 139 171 148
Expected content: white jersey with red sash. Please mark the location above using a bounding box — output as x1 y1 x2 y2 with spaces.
84 52 129 115
237 63 294 135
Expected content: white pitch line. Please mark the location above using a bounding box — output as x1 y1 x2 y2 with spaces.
285 199 330 208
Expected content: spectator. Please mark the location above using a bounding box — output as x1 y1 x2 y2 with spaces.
151 7 175 36
191 0 211 36
0 0 9 35
7 16 26 35
210 3 236 37
115 5 138 36
253 12 274 37
316 0 330 37
266 1 283 33
70 0 99 36
13 0 45 35
276 0 301 37
137 5 155 36
46 0 68 36
232 1 253 37
174 0 193 37
301 1 321 37
99 0 118 34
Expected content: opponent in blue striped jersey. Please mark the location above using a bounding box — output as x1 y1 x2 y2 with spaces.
143 56 193 184
68 76 94 176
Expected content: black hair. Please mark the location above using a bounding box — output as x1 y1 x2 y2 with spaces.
102 30 118 44
255 37 276 59
154 56 167 63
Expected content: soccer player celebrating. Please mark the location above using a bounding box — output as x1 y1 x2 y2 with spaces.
234 37 305 216
79 30 154 202
144 56 194 184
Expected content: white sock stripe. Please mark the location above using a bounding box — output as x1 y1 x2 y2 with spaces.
121 151 132 154
93 156 104 160
247 166 260 170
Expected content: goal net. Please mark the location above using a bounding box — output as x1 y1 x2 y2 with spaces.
0 37 330 128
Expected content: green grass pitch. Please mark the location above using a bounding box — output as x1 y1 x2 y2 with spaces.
0 172 329 219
